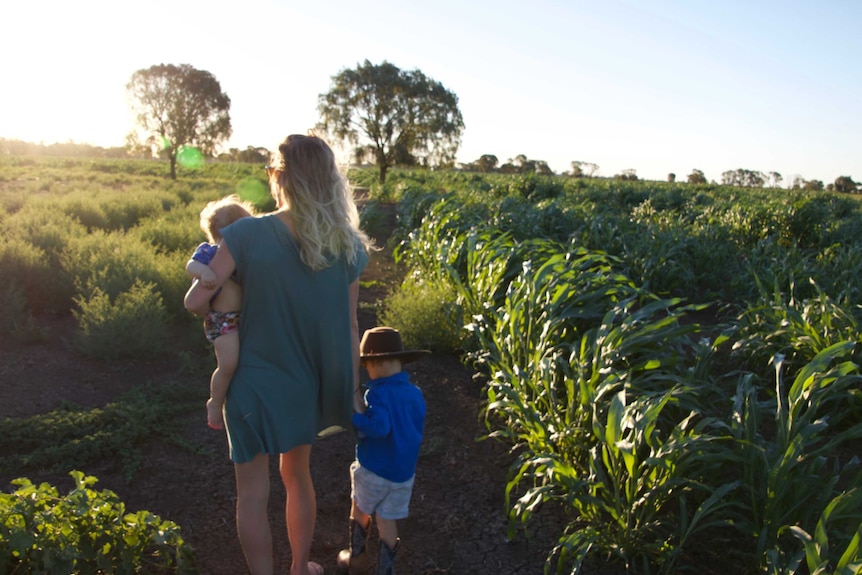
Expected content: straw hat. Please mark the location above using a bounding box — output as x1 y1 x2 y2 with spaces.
359 327 430 364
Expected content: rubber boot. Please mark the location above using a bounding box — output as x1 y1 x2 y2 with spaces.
376 538 399 575
336 518 370 574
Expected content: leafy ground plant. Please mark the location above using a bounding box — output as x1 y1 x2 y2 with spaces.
0 471 196 574
0 385 205 482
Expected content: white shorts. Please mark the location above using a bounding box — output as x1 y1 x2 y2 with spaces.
350 460 415 520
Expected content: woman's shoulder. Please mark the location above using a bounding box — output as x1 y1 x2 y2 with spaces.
225 213 270 236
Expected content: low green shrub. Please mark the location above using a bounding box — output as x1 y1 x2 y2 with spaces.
72 280 170 360
380 275 464 354
0 207 83 311
133 205 204 255
358 200 389 241
100 194 166 231
59 194 110 230
2 202 88 256
0 471 196 574
0 279 44 343
66 231 190 317
0 237 68 313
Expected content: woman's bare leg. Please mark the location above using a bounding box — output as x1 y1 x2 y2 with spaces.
279 444 319 575
235 453 273 575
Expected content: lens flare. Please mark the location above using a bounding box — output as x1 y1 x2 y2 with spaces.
177 146 205 169
236 177 270 207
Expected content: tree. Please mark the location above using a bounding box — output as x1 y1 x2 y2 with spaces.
687 169 707 184
721 168 765 188
767 171 783 188
834 175 858 193
572 161 599 177
535 161 554 176
127 64 231 179
511 154 535 174
467 154 498 173
317 60 464 183
499 161 518 174
218 146 270 163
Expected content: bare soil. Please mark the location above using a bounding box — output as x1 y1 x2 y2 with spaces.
0 203 580 574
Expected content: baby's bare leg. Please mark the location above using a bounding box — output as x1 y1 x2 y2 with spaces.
208 331 239 429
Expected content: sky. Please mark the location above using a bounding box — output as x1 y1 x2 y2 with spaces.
2 0 860 184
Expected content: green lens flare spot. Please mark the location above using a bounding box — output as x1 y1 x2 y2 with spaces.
236 178 269 206
177 146 205 169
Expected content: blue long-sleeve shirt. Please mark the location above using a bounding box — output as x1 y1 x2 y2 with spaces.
352 371 426 483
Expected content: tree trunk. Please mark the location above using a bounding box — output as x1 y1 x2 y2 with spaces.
169 151 177 180
379 162 388 184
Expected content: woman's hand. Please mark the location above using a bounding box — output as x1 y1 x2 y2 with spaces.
353 388 367 414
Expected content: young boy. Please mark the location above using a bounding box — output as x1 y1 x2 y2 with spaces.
337 327 430 575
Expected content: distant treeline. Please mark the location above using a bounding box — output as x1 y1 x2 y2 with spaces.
0 139 270 164
0 139 134 158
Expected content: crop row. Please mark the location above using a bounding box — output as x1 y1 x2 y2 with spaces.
389 180 862 574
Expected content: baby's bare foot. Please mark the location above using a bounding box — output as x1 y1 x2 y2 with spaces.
206 398 224 429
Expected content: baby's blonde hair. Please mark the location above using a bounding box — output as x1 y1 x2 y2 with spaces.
199 195 256 243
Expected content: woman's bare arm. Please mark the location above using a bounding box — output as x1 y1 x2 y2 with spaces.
184 241 237 316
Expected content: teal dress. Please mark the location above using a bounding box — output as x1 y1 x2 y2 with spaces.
220 213 368 463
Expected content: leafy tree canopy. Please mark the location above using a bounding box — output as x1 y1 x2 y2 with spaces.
615 168 638 181
687 169 707 185
721 168 765 188
473 154 500 173
834 175 858 194
498 154 553 176
218 146 270 164
570 161 599 178
126 63 231 179
317 60 464 183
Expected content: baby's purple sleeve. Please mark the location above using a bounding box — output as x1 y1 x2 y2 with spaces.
191 243 217 265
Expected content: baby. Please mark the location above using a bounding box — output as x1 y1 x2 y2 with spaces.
185 195 255 429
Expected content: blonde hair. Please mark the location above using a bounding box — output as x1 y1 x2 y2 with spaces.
270 135 371 270
199 195 256 243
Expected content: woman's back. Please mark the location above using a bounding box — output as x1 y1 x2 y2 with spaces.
220 212 367 462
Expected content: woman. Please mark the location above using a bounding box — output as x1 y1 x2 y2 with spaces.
185 134 371 575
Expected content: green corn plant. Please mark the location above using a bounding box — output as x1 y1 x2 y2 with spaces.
783 488 862 575
394 194 485 282
475 282 734 573
733 276 861 378
729 343 862 572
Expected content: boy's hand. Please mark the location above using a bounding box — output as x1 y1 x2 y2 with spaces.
199 268 217 289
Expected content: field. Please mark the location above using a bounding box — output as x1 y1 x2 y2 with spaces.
2 157 862 574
